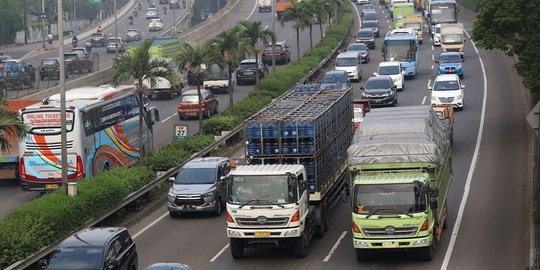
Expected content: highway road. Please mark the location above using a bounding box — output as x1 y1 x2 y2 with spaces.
127 2 531 270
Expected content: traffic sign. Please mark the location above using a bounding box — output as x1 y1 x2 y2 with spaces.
38 13 47 19
174 124 189 141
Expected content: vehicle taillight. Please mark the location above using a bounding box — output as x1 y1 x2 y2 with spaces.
420 219 429 231
290 210 300 222
352 221 361 233
201 102 206 109
76 155 84 178
19 158 27 179
261 51 267 56
226 212 234 223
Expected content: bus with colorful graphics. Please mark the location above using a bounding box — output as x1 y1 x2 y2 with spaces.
18 85 160 191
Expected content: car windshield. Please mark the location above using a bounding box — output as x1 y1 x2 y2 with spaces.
174 167 216 185
42 59 58 65
181 95 199 103
433 80 460 91
366 79 391 90
363 22 377 28
357 31 373 38
240 63 257 69
378 65 400 75
91 33 102 37
323 73 346 83
353 183 427 215
439 54 461 63
46 247 104 270
127 30 139 35
362 4 375 10
265 45 283 51
227 175 298 204
363 13 378 21
336 57 357 67
347 43 367 51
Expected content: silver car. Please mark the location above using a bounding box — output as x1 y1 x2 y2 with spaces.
167 157 231 217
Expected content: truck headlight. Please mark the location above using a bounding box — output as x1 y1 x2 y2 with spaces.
228 230 241 237
413 239 427 246
284 229 299 237
354 240 369 247
202 191 215 197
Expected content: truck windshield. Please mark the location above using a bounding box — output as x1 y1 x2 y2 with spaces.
442 34 462 44
353 183 427 215
403 23 421 30
228 175 298 205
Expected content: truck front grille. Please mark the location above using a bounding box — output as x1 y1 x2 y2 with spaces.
362 226 418 237
446 48 460 52
236 217 289 227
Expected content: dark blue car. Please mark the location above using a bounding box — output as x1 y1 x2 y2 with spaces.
436 52 464 79
320 70 351 89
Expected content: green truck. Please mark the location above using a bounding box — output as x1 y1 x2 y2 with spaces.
348 106 452 262
392 2 415 28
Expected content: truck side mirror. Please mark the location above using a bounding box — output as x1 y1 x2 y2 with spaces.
38 259 48 268
168 177 175 182
429 197 438 210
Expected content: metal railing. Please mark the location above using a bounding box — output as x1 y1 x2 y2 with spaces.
6 4 354 269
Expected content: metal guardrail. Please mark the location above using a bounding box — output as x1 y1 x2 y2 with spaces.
6 4 354 269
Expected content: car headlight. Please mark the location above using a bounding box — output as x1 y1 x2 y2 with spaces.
431 96 438 102
168 190 177 198
456 64 462 69
201 191 215 197
456 95 463 100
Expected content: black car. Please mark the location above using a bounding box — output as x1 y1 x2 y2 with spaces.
39 58 67 80
362 11 379 24
355 29 375 49
360 76 397 107
236 59 268 85
346 43 370 63
40 227 138 270
361 4 376 16
362 21 380 37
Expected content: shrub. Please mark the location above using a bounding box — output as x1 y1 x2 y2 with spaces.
145 144 190 172
204 116 242 135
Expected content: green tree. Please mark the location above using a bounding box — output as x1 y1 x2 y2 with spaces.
113 39 173 165
0 98 27 153
312 0 328 41
472 0 540 92
280 4 307 61
211 25 243 109
238 20 275 89
0 0 24 44
175 41 222 134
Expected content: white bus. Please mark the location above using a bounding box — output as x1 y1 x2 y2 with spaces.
18 85 160 191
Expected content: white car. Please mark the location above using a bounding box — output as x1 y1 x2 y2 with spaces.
429 74 465 110
145 8 158 19
374 61 404 91
433 24 442 46
356 0 369 4
148 19 164 31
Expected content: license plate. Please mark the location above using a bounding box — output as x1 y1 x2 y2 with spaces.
45 184 59 189
244 72 254 75
254 231 271 237
448 70 454 73
187 112 196 116
382 242 399 248
183 205 196 209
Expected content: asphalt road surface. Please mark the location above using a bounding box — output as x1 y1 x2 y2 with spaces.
128 2 531 270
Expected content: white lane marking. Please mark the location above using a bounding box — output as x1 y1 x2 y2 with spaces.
133 212 168 239
427 78 431 88
440 28 489 270
421 95 427 105
161 113 177 123
431 54 434 61
210 243 230 262
323 231 348 262
264 24 269 30
432 45 435 51
431 65 434 70
388 25 392 29
246 0 258 20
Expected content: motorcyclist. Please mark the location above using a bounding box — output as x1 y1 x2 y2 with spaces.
128 14 134 25
163 5 167 14
97 25 103 33
133 9 138 17
72 35 78 47
138 1 142 10
47 33 53 44
85 40 92 52
182 0 186 8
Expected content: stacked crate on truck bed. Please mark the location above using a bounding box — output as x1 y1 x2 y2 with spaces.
245 84 353 194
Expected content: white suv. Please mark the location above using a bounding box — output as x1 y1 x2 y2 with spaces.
374 61 404 91
357 0 370 4
429 74 465 110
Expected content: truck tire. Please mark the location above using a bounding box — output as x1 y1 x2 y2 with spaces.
356 249 371 262
419 232 436 261
230 238 244 259
293 234 308 258
314 205 328 239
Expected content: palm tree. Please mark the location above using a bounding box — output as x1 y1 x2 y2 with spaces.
312 0 328 41
280 4 307 61
113 39 173 165
322 0 335 26
211 25 242 109
175 41 222 135
0 98 27 153
330 0 344 24
300 1 316 50
238 21 275 90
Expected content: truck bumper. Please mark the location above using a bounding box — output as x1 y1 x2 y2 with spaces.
227 226 301 239
20 179 63 192
353 235 431 249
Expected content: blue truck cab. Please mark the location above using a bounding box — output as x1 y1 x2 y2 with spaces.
0 59 36 89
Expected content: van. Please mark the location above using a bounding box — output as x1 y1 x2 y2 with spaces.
335 51 363 82
167 157 231 217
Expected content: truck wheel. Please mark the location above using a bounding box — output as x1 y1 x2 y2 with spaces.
230 238 244 259
314 206 328 238
293 234 308 258
356 249 371 262
419 232 436 261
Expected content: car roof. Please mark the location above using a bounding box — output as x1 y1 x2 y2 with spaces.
367 75 392 82
59 227 126 248
183 157 229 169
378 61 400 67
362 4 375 8
325 70 347 76
144 263 194 270
72 47 86 51
337 51 360 58
181 89 211 96
357 29 373 34
434 74 460 81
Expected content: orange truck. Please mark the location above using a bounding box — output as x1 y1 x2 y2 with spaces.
0 99 40 181
276 0 297 20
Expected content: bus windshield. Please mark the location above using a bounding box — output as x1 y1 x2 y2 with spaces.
430 3 458 24
21 110 75 133
227 175 298 205
384 40 415 62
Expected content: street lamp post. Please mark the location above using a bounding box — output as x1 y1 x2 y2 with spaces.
41 0 46 49
271 0 276 77
173 3 176 36
114 0 118 59
57 0 68 195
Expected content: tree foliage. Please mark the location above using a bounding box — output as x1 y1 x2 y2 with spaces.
0 0 24 45
472 0 540 92
0 98 27 153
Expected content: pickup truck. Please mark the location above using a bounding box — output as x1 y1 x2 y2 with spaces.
64 52 93 74
203 64 229 94
0 59 36 89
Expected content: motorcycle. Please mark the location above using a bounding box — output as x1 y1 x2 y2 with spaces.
133 10 138 17
163 7 168 15
138 2 142 9
85 41 92 52
129 19 133 26
72 39 77 48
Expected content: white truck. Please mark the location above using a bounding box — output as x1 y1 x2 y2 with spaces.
258 0 272 12
226 84 352 258
440 23 465 56
203 64 229 94
142 76 182 100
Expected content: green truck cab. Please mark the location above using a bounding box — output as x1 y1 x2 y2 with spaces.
392 2 415 28
348 106 452 262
